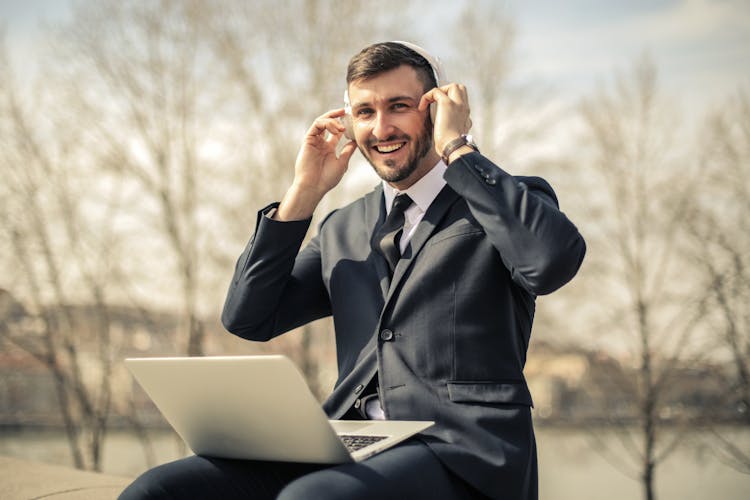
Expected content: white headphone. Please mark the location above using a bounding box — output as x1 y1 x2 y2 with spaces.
342 41 446 140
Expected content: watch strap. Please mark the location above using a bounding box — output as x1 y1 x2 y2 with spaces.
441 134 478 164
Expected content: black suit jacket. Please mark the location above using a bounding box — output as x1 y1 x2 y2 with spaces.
222 152 586 499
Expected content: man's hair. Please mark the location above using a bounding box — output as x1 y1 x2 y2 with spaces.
346 42 438 92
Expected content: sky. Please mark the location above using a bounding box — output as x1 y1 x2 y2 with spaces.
508 0 750 115
1 0 748 120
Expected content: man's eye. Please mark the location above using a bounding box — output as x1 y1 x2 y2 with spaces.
356 109 373 117
392 103 408 110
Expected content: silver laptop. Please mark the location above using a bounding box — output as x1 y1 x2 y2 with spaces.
125 355 433 463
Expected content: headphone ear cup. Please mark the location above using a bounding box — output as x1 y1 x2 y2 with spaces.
342 114 354 140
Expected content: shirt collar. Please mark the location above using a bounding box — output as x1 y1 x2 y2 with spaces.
382 160 447 215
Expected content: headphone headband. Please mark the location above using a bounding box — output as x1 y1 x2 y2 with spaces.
390 40 446 87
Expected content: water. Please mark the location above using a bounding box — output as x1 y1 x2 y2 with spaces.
0 426 747 499
536 426 749 500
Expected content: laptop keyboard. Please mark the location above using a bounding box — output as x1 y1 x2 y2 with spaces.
339 434 388 453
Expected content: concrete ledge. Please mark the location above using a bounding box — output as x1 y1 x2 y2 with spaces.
0 456 132 499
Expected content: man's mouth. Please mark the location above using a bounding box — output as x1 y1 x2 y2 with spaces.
373 142 406 154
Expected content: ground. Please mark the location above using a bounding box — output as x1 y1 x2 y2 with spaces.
0 456 131 499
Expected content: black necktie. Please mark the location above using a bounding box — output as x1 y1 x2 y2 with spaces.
373 193 413 273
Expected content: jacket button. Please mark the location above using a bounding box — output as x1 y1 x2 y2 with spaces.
485 177 497 185
354 384 364 394
354 398 362 409
380 329 394 341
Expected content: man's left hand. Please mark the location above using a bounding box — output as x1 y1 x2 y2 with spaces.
419 83 473 158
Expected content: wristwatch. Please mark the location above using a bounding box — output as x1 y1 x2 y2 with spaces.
441 134 479 164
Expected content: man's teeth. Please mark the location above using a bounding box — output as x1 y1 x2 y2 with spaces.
376 143 405 153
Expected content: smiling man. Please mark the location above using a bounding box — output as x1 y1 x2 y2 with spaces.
121 41 586 500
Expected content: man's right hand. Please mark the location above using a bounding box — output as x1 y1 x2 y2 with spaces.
275 109 357 221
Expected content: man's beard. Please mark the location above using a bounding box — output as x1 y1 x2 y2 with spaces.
359 117 433 183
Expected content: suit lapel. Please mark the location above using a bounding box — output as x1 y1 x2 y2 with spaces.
386 185 461 303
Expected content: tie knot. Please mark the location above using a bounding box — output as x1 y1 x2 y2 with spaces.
390 193 413 214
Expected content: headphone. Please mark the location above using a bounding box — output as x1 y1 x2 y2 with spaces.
342 41 446 140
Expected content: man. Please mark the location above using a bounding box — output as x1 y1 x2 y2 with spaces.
121 41 585 500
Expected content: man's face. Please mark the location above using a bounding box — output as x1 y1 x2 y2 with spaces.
347 65 439 189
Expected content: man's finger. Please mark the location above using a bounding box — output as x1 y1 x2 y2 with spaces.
309 117 345 137
326 120 345 135
419 87 446 111
445 83 468 104
323 108 347 119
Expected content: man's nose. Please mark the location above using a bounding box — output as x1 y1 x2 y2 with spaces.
371 111 396 140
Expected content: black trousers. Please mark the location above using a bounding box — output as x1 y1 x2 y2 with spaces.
119 439 485 499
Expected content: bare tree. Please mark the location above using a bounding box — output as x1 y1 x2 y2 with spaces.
575 55 708 500
0 33 137 470
687 88 750 473
47 0 239 356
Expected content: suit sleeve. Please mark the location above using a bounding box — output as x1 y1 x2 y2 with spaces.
444 152 586 295
221 203 332 341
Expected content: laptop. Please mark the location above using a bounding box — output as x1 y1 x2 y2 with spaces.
125 355 433 464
